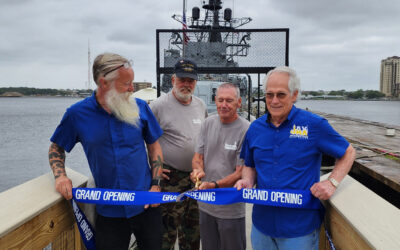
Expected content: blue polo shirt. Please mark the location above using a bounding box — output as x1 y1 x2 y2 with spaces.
51 93 163 218
241 105 349 238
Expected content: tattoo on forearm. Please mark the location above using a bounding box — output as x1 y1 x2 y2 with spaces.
49 143 66 178
151 155 163 179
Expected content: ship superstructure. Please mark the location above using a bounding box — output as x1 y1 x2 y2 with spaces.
156 0 289 117
161 0 252 113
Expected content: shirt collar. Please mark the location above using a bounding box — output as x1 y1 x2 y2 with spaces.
265 105 298 125
88 91 102 109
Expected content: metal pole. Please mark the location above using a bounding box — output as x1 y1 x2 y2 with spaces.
257 73 260 117
182 0 186 58
156 30 161 97
247 74 252 121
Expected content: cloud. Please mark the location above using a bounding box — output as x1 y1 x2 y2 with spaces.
0 0 399 91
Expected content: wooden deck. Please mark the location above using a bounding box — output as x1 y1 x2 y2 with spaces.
315 112 400 195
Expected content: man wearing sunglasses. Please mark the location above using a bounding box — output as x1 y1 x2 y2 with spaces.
150 59 207 250
235 66 355 250
49 53 164 250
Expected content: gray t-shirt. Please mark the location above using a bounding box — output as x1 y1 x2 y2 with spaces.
196 114 250 219
150 92 207 172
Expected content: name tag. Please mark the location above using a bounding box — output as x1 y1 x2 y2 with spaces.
224 142 237 150
192 119 202 124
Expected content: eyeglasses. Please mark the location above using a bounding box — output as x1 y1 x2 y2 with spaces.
103 60 133 77
266 92 288 100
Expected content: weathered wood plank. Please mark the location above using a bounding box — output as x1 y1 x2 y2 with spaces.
0 199 75 249
324 202 372 250
0 168 87 249
321 174 400 249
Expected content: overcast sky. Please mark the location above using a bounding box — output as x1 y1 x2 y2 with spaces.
1 0 399 91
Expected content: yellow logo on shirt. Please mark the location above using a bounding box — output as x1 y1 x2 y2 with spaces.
289 124 308 139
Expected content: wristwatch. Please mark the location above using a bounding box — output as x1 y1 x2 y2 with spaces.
151 178 162 187
328 177 339 188
212 181 219 188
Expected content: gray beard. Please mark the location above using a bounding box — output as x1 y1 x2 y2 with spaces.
105 87 139 127
173 85 193 102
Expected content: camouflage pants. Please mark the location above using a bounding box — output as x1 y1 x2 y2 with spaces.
161 164 200 250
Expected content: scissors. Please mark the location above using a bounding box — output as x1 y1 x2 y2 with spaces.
176 177 201 202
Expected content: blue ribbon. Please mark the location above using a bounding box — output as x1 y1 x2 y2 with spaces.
72 187 321 210
71 187 322 249
70 199 96 250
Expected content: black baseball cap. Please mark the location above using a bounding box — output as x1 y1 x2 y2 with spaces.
174 59 198 80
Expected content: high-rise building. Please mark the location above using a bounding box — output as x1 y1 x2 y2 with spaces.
380 56 400 97
133 82 152 92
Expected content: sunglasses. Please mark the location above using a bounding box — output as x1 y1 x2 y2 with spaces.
103 60 133 77
265 92 288 100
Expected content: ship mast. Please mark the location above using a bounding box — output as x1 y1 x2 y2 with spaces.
182 0 187 57
87 39 91 90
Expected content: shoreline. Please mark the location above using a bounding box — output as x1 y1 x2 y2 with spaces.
1 95 400 102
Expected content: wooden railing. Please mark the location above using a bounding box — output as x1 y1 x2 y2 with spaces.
0 168 87 249
319 174 400 250
1 169 399 249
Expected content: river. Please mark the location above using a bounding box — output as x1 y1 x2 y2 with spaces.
0 97 399 192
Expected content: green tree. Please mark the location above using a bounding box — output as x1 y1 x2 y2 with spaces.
365 90 385 99
347 89 364 99
308 91 322 96
328 89 346 96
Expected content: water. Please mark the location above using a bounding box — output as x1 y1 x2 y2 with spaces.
0 97 399 193
296 100 400 126
0 97 90 193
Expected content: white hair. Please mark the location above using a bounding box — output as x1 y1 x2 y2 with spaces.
263 66 301 96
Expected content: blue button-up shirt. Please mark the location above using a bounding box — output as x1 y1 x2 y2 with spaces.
241 105 349 237
51 93 163 218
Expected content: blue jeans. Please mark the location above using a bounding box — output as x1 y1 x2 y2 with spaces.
251 224 319 250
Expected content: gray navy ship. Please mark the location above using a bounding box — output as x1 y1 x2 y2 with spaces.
161 0 253 114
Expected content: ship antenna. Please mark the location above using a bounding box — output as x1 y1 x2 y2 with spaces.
182 0 187 57
87 39 91 90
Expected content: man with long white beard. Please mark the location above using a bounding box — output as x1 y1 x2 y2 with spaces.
48 53 164 250
150 59 207 250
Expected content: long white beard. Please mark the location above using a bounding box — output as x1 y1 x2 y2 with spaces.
173 85 193 102
105 87 139 127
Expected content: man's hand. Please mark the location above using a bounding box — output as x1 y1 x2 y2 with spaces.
310 180 336 200
190 168 205 183
145 185 161 209
198 181 216 190
162 168 171 180
55 175 73 200
234 179 253 190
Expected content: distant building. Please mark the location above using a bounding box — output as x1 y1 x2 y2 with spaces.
134 82 152 92
380 56 400 97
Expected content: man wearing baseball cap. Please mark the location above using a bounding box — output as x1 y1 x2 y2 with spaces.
150 59 207 250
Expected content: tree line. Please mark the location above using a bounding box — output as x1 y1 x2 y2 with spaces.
251 88 386 100
0 87 92 96
302 89 385 99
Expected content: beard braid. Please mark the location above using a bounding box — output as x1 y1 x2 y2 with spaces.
105 86 140 127
172 85 193 102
